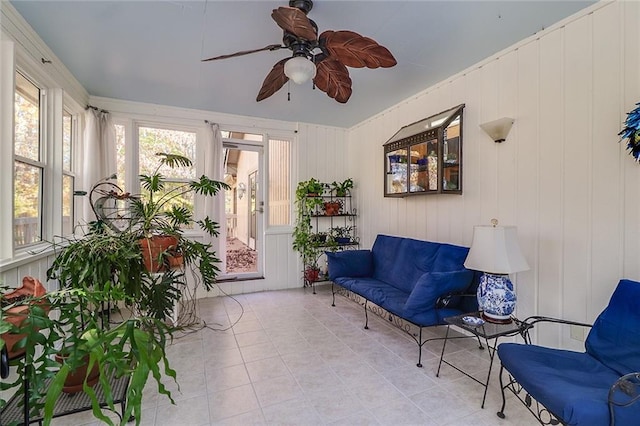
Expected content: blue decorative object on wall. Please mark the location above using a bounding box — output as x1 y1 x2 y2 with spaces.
619 102 640 161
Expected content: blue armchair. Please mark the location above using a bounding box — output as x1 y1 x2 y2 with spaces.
497 279 640 425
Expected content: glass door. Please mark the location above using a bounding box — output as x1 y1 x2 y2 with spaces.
223 142 264 279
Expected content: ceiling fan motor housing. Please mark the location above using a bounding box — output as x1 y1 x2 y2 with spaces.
289 0 313 14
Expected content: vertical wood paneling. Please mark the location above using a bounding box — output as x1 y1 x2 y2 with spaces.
515 41 540 321
590 2 623 318
562 16 591 331
348 1 635 348
537 29 565 347
622 0 640 282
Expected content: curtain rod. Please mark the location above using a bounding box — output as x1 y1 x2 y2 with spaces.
86 105 109 114
204 119 218 125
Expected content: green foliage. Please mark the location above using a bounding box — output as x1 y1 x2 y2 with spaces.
0 152 228 425
331 178 354 197
293 179 329 269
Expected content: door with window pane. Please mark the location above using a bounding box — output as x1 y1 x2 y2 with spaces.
223 143 263 278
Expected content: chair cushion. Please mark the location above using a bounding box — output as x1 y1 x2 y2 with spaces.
403 270 474 325
499 342 624 426
326 250 373 281
586 279 640 376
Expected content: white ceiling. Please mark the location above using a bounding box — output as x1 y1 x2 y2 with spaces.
10 0 595 128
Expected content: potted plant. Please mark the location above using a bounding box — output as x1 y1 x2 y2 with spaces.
330 178 354 197
331 226 353 244
130 152 229 284
322 199 342 216
296 177 327 197
0 153 228 425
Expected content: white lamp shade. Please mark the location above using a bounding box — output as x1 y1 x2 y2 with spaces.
284 56 316 85
480 117 514 142
464 225 529 274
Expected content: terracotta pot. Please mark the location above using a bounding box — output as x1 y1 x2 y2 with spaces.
1 277 49 359
304 268 320 282
323 201 341 216
138 235 179 272
54 352 100 394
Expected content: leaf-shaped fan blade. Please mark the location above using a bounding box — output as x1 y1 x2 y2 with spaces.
202 44 283 62
314 57 352 103
320 30 397 69
271 7 317 41
256 58 289 102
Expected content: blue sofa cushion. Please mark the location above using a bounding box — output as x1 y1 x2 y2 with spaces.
349 278 408 318
371 235 440 293
403 270 474 324
498 343 627 426
585 279 640 376
326 250 373 281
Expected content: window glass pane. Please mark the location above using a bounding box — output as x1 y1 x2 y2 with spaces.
115 124 126 192
141 181 194 229
14 72 40 161
14 162 42 246
63 111 72 171
62 174 74 235
138 127 196 179
268 138 290 226
220 131 263 142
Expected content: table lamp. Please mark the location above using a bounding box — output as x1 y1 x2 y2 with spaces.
464 219 529 323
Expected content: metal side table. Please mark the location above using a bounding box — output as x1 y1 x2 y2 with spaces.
436 312 526 408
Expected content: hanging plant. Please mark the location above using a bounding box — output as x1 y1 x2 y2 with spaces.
619 102 640 161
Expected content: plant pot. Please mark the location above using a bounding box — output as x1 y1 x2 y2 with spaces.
54 352 100 394
304 268 320 282
1 277 49 359
138 235 179 272
323 201 341 216
335 237 351 244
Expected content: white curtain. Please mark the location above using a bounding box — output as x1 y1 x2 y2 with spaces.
81 108 116 223
203 122 226 274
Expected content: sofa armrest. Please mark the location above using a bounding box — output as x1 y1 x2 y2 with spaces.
519 315 593 344
609 372 640 424
325 250 373 281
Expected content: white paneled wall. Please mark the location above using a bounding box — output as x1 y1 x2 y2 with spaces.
348 0 640 349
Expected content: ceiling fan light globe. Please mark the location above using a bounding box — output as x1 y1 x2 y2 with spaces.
284 56 316 84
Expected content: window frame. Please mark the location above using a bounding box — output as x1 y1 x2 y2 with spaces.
13 69 45 249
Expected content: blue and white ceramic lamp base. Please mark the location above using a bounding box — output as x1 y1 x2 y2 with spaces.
477 273 516 322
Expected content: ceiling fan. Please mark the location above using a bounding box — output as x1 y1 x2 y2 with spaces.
202 0 397 104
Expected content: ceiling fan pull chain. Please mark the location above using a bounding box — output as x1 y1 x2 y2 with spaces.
287 81 291 101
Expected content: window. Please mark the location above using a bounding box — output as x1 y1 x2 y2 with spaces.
138 126 196 217
14 71 43 247
115 123 126 192
62 110 74 236
268 138 291 226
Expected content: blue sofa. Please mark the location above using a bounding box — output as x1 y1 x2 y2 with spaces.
497 279 640 425
326 234 479 367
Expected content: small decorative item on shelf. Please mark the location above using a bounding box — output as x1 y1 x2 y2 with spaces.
331 178 354 197
331 226 352 244
323 200 342 216
619 101 640 161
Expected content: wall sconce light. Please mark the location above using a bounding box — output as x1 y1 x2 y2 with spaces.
237 182 246 200
480 117 515 143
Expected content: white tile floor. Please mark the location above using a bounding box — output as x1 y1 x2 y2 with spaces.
53 284 539 425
